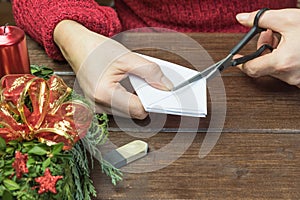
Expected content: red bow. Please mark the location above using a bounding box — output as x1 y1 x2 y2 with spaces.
0 74 93 150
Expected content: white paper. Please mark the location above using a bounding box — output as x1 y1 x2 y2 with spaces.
129 54 207 117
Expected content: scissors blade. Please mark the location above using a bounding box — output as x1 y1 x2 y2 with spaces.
171 59 225 91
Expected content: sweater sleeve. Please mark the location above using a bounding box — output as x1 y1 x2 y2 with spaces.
11 0 122 60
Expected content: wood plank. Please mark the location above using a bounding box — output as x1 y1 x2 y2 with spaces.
27 37 73 72
91 132 300 200
115 32 258 71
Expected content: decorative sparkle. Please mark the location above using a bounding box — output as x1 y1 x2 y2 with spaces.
8 76 26 92
54 120 72 132
50 77 59 91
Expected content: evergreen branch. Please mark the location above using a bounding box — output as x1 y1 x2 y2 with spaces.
81 114 123 185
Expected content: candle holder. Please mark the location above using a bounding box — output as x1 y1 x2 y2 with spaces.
0 24 30 78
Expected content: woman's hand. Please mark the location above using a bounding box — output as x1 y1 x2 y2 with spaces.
236 8 300 88
86 52 173 119
54 20 172 119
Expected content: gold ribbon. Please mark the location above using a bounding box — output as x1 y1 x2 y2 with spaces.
0 74 93 150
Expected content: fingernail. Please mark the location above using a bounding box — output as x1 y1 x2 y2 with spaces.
236 13 250 22
161 76 173 90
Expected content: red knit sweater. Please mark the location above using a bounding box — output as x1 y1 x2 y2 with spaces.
12 0 297 60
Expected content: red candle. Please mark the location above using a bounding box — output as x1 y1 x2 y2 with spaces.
0 25 30 78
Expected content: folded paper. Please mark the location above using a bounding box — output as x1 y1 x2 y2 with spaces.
129 54 207 117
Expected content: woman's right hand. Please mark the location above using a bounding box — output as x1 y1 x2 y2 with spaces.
236 8 300 88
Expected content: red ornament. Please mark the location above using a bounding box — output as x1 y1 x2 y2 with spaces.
35 168 63 194
12 151 29 178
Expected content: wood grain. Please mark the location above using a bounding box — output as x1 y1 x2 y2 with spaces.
2 3 300 199
91 132 300 200
91 33 300 199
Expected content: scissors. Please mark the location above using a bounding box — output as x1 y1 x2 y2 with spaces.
172 8 273 91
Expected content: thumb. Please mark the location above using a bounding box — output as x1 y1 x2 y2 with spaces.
236 9 294 33
117 53 173 90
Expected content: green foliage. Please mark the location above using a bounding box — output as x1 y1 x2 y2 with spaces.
0 136 109 200
30 65 54 80
0 65 123 200
82 114 123 186
0 139 68 199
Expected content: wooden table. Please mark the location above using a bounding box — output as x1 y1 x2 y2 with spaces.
2 2 300 199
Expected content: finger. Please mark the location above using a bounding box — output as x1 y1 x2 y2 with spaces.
272 34 280 48
257 29 273 47
108 84 148 119
232 53 243 60
84 93 130 117
116 53 173 90
236 9 297 33
133 62 174 91
257 29 279 50
237 52 278 78
95 86 148 119
94 102 130 118
113 92 148 120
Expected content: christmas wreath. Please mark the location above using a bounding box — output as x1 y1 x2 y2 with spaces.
0 65 122 200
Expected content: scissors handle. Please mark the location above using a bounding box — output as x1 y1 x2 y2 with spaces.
231 44 273 66
171 8 270 91
230 8 269 55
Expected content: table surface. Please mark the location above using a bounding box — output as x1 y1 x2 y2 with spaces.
2 2 300 199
